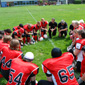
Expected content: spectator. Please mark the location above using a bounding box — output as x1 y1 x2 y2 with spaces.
58 20 68 38
48 18 57 38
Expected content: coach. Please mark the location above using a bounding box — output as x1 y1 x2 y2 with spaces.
58 20 68 38
48 18 57 38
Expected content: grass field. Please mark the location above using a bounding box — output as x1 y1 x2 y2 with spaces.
0 4 85 85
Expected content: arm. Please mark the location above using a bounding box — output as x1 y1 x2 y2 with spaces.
73 49 81 56
30 76 36 85
78 73 85 84
47 76 53 82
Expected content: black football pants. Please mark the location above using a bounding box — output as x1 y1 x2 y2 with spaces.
48 29 56 38
38 80 54 85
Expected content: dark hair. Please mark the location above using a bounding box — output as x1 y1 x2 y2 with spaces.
51 48 62 58
19 24 23 28
78 30 85 38
4 29 12 33
0 30 4 35
52 18 55 21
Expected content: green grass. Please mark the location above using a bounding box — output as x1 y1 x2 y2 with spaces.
0 4 85 84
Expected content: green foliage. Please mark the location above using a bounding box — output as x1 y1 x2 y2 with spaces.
0 4 85 84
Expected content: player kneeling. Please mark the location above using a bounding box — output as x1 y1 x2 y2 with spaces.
1 39 23 81
38 48 78 85
7 52 39 85
40 18 48 38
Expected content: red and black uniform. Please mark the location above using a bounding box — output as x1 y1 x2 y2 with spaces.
41 52 78 85
13 26 23 31
12 28 24 39
7 58 39 85
1 47 23 81
41 21 48 37
75 39 85 72
33 24 41 41
0 42 9 63
81 55 85 77
23 24 34 43
80 23 85 29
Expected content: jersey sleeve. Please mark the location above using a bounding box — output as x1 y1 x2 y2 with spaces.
55 22 57 27
49 22 52 26
15 51 23 59
31 67 39 76
13 31 17 36
75 43 82 50
58 23 61 28
42 64 52 77
65 23 68 28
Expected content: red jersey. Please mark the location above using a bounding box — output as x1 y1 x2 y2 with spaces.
24 24 34 32
13 26 19 31
1 47 22 70
80 23 85 29
41 21 48 28
75 39 85 50
13 30 21 37
0 42 9 51
0 42 9 63
34 24 41 31
7 58 39 85
13 26 24 31
81 55 85 77
42 52 78 85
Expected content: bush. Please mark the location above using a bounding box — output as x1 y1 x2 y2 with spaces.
74 1 81 4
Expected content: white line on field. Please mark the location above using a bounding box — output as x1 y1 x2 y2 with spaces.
26 8 37 22
26 8 56 47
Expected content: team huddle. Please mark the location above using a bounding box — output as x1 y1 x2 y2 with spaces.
0 18 85 85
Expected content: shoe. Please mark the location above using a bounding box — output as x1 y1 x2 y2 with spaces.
24 43 27 46
27 43 30 45
35 41 37 43
21 46 23 48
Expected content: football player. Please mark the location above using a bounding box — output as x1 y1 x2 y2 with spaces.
38 48 78 85
73 30 85 72
7 52 39 85
78 46 85 85
23 24 34 45
4 29 12 35
13 24 24 31
0 35 12 78
12 28 24 50
1 39 23 81
33 21 42 42
40 18 48 38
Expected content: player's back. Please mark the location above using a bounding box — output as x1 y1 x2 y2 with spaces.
0 42 9 51
43 52 78 85
1 47 22 70
7 58 39 85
